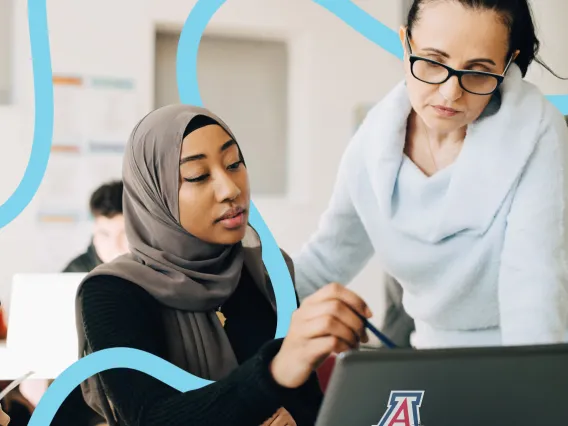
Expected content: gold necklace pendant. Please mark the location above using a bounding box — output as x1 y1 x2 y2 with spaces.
216 310 226 327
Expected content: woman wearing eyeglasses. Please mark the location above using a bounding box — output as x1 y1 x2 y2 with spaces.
293 0 568 349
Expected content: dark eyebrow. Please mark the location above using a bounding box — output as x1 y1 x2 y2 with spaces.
179 153 204 165
421 48 496 67
221 139 236 151
421 47 450 58
179 139 236 165
466 58 496 66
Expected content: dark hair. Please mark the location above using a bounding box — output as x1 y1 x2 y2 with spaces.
183 114 246 165
406 0 565 79
183 114 220 139
89 180 123 218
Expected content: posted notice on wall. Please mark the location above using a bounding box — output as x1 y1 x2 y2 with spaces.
34 73 140 269
37 74 139 226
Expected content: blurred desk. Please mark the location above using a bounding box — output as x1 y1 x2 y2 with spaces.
0 344 57 380
0 344 51 408
0 345 33 380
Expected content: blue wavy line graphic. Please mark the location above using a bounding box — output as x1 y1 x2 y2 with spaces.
0 0 53 229
27 0 297 423
22 0 568 423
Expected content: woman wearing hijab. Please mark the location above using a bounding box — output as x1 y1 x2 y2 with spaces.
75 104 372 426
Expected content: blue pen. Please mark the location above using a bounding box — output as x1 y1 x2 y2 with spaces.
352 309 398 349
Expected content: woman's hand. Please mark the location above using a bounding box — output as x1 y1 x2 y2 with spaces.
0 404 10 425
260 407 297 426
270 283 372 389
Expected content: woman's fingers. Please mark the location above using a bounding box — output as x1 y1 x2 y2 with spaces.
303 312 363 348
270 284 372 389
308 336 355 365
260 408 280 426
299 295 368 343
303 283 372 319
270 408 297 426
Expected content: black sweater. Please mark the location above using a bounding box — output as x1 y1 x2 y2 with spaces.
63 243 102 273
79 270 323 426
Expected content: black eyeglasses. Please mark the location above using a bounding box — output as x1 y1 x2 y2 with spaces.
405 31 514 96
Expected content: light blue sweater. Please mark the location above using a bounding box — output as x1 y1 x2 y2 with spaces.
293 64 568 349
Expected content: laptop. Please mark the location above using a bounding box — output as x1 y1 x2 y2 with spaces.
315 343 568 426
5 273 86 379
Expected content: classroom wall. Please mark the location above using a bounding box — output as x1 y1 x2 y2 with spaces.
0 0 567 325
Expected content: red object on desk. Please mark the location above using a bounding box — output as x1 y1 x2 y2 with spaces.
0 305 7 340
316 355 337 393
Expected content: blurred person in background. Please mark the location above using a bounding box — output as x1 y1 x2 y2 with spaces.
294 0 568 349
54 181 127 425
0 187 128 426
63 180 128 273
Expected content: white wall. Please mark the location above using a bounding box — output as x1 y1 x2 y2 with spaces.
0 0 567 328
524 0 568 94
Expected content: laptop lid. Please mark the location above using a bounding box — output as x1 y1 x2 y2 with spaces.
7 273 86 379
315 343 568 426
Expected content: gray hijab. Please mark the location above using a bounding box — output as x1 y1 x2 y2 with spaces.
75 104 286 423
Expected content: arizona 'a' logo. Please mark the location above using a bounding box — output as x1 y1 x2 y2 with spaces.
373 391 424 426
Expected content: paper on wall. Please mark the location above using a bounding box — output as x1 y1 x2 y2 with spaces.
51 75 85 153
84 76 139 155
38 74 138 220
34 73 139 269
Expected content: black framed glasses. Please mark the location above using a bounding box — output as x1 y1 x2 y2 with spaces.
405 31 514 96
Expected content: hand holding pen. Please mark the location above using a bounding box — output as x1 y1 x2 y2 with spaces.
350 309 398 349
270 282 374 388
